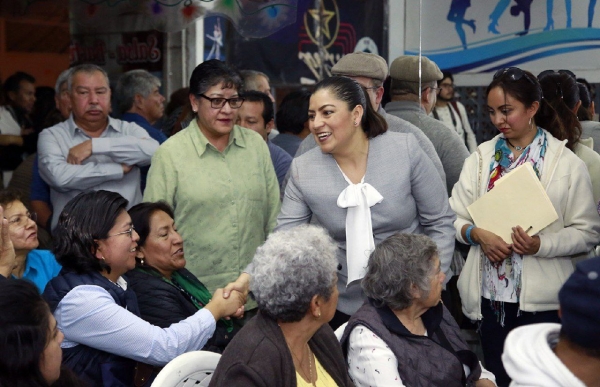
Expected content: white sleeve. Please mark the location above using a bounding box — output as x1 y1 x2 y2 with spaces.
55 285 216 366
347 325 404 386
479 362 497 385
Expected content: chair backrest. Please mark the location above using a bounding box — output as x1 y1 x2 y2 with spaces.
334 321 348 341
151 350 221 387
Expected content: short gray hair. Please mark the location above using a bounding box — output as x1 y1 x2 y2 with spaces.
55 69 72 95
390 79 437 96
67 64 110 92
362 233 438 310
251 225 338 322
115 69 161 114
240 70 269 91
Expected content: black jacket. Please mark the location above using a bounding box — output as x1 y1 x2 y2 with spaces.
126 267 237 352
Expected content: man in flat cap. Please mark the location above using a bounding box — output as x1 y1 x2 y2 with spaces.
294 52 446 186
385 55 469 196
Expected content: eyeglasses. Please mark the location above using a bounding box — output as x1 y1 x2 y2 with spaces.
107 225 135 239
493 67 537 86
197 94 244 109
425 86 441 93
440 83 454 89
5 211 37 229
538 69 576 80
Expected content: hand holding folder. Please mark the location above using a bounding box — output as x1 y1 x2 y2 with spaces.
467 163 558 244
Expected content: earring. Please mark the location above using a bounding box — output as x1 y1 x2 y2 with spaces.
317 312 321 318
140 258 145 265
101 256 105 261
354 121 358 126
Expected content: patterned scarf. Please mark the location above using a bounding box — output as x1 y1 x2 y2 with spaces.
483 128 547 325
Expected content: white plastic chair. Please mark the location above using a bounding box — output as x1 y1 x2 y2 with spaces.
334 321 348 341
151 350 221 387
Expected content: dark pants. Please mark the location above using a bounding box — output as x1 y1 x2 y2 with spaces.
479 297 560 387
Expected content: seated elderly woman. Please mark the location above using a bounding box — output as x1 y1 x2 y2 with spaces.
341 233 497 387
126 201 239 353
209 225 354 387
42 190 244 387
0 189 61 292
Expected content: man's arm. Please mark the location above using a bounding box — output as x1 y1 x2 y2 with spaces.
91 122 159 167
38 130 124 192
438 125 470 195
0 134 23 146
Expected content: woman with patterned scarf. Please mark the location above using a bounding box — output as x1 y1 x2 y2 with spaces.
449 67 600 387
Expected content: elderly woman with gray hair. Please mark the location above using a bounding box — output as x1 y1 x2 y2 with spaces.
341 233 496 387
209 225 354 387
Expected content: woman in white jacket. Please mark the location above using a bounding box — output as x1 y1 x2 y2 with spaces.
449 67 600 387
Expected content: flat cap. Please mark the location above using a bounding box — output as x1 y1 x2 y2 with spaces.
331 52 388 82
389 55 443 84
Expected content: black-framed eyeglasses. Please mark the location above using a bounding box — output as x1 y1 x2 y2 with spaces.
538 69 576 80
107 225 135 239
493 67 537 86
197 94 244 109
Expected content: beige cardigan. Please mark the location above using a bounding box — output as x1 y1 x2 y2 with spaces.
449 130 600 320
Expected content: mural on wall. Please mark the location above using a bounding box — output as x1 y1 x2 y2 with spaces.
405 1 600 74
228 0 385 85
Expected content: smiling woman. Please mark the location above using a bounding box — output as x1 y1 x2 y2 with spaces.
42 191 244 387
126 201 241 354
276 76 456 329
0 189 61 292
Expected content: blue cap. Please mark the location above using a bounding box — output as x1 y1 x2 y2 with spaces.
558 256 600 349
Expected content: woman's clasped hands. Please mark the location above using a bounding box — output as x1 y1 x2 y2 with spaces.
473 225 540 263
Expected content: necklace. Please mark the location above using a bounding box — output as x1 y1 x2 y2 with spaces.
506 138 524 151
286 341 315 386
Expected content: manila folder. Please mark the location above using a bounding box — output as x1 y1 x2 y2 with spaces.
467 163 558 244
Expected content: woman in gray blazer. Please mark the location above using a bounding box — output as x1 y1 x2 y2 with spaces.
276 76 456 329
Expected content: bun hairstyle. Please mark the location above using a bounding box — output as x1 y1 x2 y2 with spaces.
313 76 388 138
536 71 582 151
